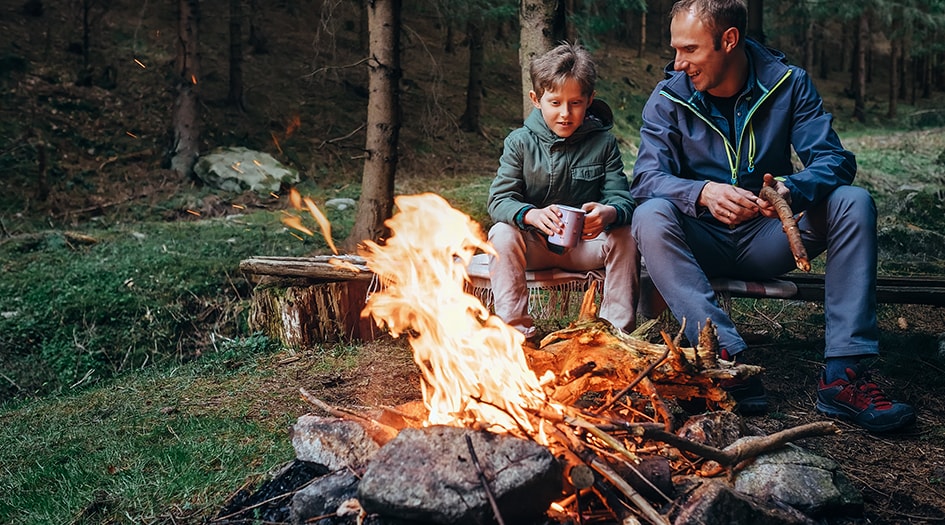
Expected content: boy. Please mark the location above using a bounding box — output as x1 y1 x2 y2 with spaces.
486 42 638 344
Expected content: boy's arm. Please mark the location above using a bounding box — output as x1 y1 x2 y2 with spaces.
487 131 534 228
597 134 635 228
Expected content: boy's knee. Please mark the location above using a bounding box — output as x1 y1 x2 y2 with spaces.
488 222 523 250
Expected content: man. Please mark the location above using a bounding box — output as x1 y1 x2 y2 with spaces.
631 0 915 432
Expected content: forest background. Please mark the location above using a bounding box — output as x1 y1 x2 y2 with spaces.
1 0 945 524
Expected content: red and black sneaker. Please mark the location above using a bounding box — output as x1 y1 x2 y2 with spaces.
816 366 916 433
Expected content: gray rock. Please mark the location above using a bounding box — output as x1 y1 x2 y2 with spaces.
289 470 361 525
358 426 561 525
193 146 298 193
672 478 817 525
291 415 380 471
733 443 863 517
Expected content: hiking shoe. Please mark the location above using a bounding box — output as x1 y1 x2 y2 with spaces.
720 374 768 415
677 374 768 415
816 367 916 433
718 348 768 415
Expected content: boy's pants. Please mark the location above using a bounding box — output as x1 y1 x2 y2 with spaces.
487 222 640 337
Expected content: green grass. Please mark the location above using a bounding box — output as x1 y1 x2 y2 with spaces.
0 347 298 525
0 202 349 398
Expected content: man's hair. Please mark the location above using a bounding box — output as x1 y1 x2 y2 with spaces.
670 0 747 50
529 42 597 99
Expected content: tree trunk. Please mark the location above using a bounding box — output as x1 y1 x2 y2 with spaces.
519 0 556 119
346 0 401 249
171 0 201 178
459 17 484 133
853 11 868 122
227 0 244 109
887 8 901 120
637 9 646 58
803 18 814 73
746 0 764 43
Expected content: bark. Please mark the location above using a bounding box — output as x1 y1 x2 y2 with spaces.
852 11 868 123
459 17 484 133
227 0 244 109
637 9 646 58
519 0 556 119
803 18 814 73
347 0 402 249
171 0 201 178
888 29 900 119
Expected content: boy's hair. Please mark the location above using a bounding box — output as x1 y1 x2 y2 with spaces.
670 0 747 50
529 42 597 99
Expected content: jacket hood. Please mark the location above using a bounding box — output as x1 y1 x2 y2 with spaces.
523 99 614 144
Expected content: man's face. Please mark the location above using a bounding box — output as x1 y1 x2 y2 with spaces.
529 77 593 139
670 10 731 95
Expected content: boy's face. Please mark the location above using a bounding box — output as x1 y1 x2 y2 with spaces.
529 77 593 139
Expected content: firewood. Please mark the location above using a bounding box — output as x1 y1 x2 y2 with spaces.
759 179 810 272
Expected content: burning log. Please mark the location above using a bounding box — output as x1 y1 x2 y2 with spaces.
526 289 761 419
759 176 810 272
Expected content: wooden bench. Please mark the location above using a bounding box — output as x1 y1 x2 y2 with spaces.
716 273 945 307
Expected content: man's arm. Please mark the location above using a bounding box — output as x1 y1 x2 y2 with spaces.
780 67 857 211
630 88 713 217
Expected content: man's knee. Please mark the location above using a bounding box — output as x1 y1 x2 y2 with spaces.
631 199 677 240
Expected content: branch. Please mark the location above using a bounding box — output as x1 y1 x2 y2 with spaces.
298 387 399 445
760 181 810 272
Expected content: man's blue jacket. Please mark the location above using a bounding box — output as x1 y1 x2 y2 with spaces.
631 38 856 216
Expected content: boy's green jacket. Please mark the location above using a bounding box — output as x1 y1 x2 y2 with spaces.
487 99 635 229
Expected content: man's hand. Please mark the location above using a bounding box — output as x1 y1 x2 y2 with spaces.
756 173 791 219
698 181 762 225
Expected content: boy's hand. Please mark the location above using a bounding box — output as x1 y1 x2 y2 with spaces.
524 206 566 237
581 202 615 238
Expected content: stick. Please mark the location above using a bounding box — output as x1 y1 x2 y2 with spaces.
298 388 399 445
465 434 506 525
759 181 810 272
641 421 839 466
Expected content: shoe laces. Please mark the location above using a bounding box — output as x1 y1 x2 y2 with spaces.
847 369 894 410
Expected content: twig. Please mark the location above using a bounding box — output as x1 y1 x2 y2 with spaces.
595 342 669 414
641 421 839 467
464 434 506 525
759 180 810 272
298 388 399 445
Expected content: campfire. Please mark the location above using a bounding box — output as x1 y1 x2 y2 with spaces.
227 193 844 525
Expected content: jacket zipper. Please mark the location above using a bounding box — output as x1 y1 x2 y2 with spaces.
660 68 793 186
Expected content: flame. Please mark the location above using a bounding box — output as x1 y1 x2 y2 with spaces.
361 193 560 440
283 188 338 254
